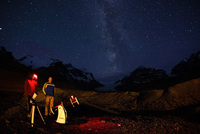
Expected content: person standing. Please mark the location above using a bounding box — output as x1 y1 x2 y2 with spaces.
42 77 55 117
24 73 38 117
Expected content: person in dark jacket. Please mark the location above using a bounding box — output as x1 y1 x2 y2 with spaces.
24 73 38 117
42 77 55 117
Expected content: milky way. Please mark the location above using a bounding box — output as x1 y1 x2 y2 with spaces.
0 0 200 83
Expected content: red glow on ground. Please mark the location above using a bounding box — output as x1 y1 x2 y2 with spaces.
71 117 121 133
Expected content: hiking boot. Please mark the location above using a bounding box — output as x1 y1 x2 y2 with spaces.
44 114 48 118
27 114 31 118
49 114 54 118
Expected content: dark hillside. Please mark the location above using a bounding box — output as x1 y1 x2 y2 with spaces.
171 50 200 81
0 47 102 90
116 50 200 92
0 46 29 72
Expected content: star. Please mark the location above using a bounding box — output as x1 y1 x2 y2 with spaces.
0 0 200 84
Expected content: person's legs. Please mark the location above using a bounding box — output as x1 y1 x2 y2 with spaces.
49 96 54 116
27 96 32 112
27 96 32 117
45 95 50 116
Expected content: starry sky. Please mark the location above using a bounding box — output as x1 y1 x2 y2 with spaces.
0 0 200 84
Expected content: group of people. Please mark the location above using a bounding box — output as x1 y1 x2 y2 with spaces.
24 73 55 118
24 73 80 120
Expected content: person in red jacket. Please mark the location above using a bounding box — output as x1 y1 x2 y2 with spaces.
24 73 38 117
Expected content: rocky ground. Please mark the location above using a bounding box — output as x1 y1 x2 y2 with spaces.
1 69 200 133
1 87 200 134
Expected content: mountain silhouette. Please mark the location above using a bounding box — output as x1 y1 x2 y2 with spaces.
0 46 102 90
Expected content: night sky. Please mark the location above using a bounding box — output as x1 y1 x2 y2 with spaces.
0 0 200 84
